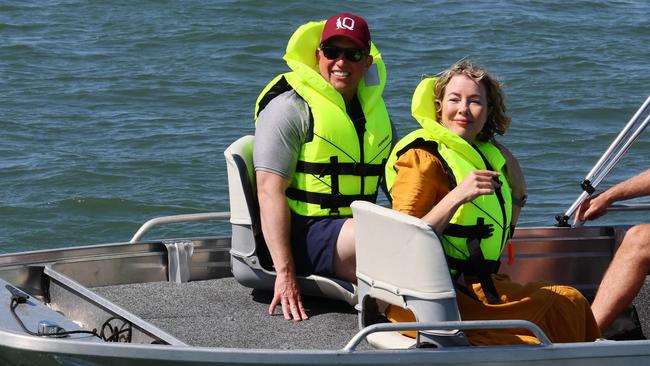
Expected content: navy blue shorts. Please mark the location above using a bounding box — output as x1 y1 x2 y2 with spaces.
290 214 347 278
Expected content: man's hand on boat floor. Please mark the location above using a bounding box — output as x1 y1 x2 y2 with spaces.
269 272 309 321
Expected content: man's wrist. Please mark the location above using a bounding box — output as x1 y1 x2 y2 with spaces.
599 190 616 206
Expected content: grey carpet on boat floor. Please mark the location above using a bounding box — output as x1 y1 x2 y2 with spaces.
81 276 650 348
93 278 370 350
632 277 650 338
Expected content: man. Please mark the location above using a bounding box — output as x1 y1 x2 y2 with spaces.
577 168 650 332
253 13 393 321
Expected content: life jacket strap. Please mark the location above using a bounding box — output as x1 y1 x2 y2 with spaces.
329 156 341 215
446 257 500 275
443 223 494 239
292 155 383 215
295 160 384 176
256 76 292 118
446 217 501 305
285 188 377 213
466 235 501 305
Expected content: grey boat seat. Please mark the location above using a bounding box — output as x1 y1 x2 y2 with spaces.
351 200 469 349
224 135 356 305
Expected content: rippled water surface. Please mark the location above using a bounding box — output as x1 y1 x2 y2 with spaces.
2 0 650 253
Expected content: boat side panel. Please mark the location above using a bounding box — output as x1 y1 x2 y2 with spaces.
0 237 234 289
0 266 49 300
503 226 621 298
187 238 233 281
51 252 168 288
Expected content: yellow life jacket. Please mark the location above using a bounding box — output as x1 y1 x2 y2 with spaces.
386 78 512 302
255 20 392 217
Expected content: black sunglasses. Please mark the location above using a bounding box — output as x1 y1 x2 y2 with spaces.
320 45 367 62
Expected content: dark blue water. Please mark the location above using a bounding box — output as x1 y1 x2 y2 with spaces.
2 0 650 253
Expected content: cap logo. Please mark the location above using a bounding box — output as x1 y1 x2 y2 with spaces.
336 17 355 31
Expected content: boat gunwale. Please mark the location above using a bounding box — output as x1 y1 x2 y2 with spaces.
2 326 650 365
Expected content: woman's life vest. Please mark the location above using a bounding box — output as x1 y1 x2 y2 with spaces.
386 77 512 303
255 20 392 217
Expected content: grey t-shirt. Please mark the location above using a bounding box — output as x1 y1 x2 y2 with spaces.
254 90 311 180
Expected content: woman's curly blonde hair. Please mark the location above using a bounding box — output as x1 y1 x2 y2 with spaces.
433 60 511 141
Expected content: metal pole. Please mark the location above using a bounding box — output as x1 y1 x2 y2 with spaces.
582 96 650 183
590 113 650 188
557 96 650 226
129 212 231 243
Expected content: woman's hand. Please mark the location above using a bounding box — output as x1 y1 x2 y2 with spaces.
451 170 503 204
421 169 501 233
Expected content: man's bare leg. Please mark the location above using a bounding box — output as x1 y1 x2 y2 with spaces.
333 219 356 282
591 223 650 332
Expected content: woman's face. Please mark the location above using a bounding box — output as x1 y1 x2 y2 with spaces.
439 74 489 142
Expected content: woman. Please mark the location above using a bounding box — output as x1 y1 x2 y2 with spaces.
384 61 600 345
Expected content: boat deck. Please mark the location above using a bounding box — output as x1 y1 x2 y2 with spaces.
93 277 365 350
93 276 650 350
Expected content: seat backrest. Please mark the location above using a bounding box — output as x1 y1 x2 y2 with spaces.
352 200 457 302
224 135 272 269
225 135 256 226
224 136 356 305
351 200 467 348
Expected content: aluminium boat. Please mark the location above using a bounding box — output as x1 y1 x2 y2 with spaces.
2 97 650 365
2 210 650 366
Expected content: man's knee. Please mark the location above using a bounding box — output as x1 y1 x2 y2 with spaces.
624 224 650 244
627 223 650 237
620 223 650 260
337 219 356 256
333 220 357 282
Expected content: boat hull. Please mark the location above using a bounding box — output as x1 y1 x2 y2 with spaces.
1 226 649 366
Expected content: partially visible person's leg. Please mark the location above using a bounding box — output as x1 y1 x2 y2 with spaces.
294 216 355 282
333 219 356 282
591 223 650 332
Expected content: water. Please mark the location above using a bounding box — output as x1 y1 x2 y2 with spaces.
2 0 650 253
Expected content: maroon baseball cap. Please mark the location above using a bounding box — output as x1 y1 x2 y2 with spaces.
320 13 371 51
